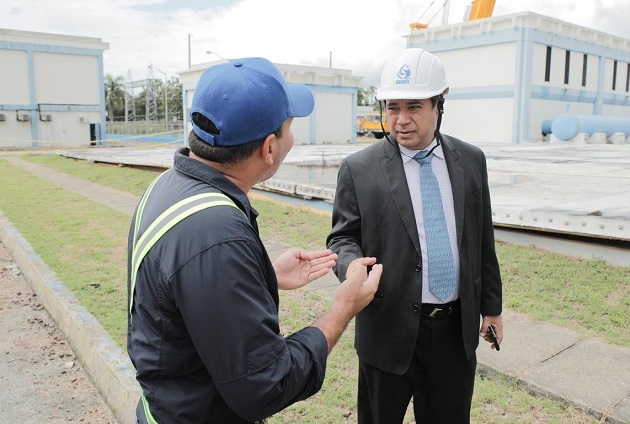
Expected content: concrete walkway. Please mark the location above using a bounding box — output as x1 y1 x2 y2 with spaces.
0 153 629 423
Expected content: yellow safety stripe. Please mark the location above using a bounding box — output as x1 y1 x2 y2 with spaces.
141 395 159 424
133 171 168 247
129 192 244 315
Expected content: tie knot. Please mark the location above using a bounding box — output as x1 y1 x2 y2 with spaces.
414 151 433 166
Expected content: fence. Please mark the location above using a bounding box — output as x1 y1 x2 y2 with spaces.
106 120 185 137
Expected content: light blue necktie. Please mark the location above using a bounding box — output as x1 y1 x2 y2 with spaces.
414 151 456 302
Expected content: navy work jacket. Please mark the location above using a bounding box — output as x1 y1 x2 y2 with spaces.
127 148 327 423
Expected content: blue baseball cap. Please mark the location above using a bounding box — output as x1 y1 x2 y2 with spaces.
190 57 314 146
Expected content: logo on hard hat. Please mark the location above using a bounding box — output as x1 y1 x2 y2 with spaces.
395 64 411 85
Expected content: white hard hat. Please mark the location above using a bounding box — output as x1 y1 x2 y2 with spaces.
376 48 449 100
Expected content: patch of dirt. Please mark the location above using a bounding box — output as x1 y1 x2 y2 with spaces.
0 241 119 424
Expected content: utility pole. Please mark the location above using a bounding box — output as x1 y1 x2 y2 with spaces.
188 34 191 69
329 51 332 68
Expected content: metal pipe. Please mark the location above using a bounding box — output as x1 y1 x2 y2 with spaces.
551 114 630 140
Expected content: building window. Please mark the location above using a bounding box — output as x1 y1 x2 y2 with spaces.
612 60 618 90
626 63 629 92
564 50 571 84
545 46 552 82
582 54 588 87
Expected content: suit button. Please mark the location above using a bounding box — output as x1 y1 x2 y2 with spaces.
412 303 420 313
415 265 421 272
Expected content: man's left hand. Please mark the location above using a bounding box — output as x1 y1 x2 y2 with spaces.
480 315 503 350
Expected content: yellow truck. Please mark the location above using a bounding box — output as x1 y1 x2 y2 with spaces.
357 112 389 139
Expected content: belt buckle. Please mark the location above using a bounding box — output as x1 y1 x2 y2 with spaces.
429 307 442 317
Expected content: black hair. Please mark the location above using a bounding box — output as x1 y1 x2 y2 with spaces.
430 95 441 109
188 113 283 164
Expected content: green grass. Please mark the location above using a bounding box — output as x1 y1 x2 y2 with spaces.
0 158 130 347
4 153 623 423
497 242 630 346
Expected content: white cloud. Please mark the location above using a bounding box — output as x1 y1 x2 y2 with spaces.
1 0 628 88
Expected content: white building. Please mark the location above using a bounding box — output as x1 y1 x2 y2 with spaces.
0 28 109 148
406 11 630 144
179 61 363 145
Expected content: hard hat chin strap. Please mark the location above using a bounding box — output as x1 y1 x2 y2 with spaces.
435 95 445 135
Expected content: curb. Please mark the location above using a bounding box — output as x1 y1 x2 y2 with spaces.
0 211 139 424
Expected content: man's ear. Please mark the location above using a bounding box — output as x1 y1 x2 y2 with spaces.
261 133 277 165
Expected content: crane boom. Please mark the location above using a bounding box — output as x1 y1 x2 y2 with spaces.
468 0 496 20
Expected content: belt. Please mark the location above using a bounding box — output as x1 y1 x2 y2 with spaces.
421 299 460 319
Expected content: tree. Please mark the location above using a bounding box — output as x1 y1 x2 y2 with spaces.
357 88 367 106
156 77 184 122
167 78 183 121
104 74 126 121
366 85 378 106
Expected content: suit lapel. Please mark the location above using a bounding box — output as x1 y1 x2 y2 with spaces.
379 140 422 256
440 134 465 248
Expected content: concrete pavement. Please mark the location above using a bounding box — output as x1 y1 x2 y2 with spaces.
0 152 629 423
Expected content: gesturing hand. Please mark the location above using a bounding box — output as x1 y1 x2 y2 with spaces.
274 249 338 290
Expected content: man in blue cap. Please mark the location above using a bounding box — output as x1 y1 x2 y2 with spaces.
127 57 382 424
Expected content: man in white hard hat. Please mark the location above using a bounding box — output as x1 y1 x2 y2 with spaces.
127 57 383 423
327 48 503 423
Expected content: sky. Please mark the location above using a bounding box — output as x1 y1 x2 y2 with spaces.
1 0 629 88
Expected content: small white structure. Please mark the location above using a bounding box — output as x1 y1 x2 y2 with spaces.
406 11 630 144
0 28 109 148
179 61 363 145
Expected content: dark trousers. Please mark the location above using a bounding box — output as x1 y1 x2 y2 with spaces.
357 301 476 424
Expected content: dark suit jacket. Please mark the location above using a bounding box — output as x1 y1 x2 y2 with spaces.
327 133 502 375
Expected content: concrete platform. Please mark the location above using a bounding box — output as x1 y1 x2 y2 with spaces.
58 140 630 242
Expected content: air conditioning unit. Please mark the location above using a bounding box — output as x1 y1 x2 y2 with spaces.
40 114 52 122
17 113 30 122
0 114 5 122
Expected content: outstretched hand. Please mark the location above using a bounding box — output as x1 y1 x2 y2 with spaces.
274 249 338 290
335 257 383 317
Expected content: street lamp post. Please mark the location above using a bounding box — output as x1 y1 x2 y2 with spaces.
206 51 226 61
150 65 169 134
188 34 191 69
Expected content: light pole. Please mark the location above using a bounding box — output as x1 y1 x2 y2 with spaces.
149 65 169 134
188 34 191 69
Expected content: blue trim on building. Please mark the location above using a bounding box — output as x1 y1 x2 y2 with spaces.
532 86 598 102
25 48 38 146
595 56 606 114
37 104 101 111
97 52 107 142
0 40 105 57
515 28 534 144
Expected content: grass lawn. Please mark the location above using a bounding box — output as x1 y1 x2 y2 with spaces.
2 153 626 422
